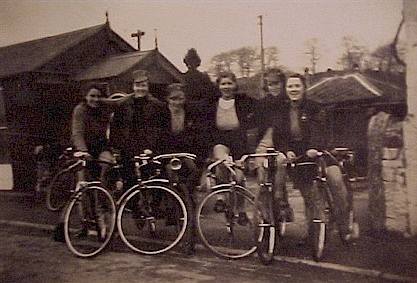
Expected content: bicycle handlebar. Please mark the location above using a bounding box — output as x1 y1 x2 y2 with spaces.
152 153 196 161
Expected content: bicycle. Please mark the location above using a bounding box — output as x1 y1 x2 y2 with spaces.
237 148 291 265
289 148 359 262
117 152 196 255
195 157 258 259
61 153 117 258
44 147 77 212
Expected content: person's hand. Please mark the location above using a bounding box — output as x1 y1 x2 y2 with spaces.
74 151 92 160
286 151 296 161
143 149 153 155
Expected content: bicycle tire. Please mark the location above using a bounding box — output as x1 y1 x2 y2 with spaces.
311 219 326 261
64 185 116 258
176 183 196 254
117 185 188 255
196 184 257 259
46 169 75 212
254 218 276 265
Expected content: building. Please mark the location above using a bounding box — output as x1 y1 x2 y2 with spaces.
307 70 406 174
0 22 183 190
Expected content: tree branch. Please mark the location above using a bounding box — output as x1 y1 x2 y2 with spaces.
391 16 406 66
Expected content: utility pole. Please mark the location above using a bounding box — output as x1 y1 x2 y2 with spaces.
305 38 319 74
131 30 145 51
258 15 266 95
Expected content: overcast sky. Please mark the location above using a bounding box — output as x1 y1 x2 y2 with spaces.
0 0 403 73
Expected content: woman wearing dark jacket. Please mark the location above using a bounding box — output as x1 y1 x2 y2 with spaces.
256 73 351 242
204 71 257 160
159 83 202 255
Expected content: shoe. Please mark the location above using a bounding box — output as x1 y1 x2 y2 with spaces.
237 212 249 226
214 199 227 213
132 208 146 230
184 243 196 256
75 225 88 239
284 207 294 222
53 223 65 243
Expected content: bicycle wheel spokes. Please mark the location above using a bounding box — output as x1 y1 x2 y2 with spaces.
196 187 257 259
117 186 188 255
46 170 75 212
64 186 116 258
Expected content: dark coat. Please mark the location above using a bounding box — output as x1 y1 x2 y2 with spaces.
160 102 207 161
109 94 165 156
202 92 257 158
257 96 323 156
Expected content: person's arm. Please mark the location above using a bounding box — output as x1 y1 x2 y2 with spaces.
109 105 128 151
71 104 88 152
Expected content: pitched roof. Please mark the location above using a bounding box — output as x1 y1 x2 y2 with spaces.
75 49 184 83
0 23 133 78
75 50 153 80
307 71 405 106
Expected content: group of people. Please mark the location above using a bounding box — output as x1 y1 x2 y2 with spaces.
54 61 352 251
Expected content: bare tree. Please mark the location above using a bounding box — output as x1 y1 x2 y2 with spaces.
305 38 320 74
210 52 233 75
370 43 406 73
231 47 258 77
338 36 369 70
264 46 279 69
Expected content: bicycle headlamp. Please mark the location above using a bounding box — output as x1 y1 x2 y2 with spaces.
170 158 182 171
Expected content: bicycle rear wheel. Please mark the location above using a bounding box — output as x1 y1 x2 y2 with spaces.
117 185 188 255
196 184 257 259
46 169 75 211
64 186 116 258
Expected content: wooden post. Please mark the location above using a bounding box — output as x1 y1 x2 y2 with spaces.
403 0 417 236
131 30 145 51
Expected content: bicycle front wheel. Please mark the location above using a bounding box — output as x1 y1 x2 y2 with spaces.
311 219 327 261
64 186 116 258
46 169 75 212
117 185 188 255
196 185 257 259
254 195 276 265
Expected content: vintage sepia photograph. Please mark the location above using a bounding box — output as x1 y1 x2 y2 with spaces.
0 0 416 282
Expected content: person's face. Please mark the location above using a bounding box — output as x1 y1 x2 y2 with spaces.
133 80 149 97
286 77 304 102
167 90 186 108
266 75 282 97
85 88 102 108
219 77 236 100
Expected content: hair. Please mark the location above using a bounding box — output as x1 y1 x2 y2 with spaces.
286 73 307 90
183 48 201 69
81 82 109 98
265 67 286 86
166 83 185 94
216 71 237 86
